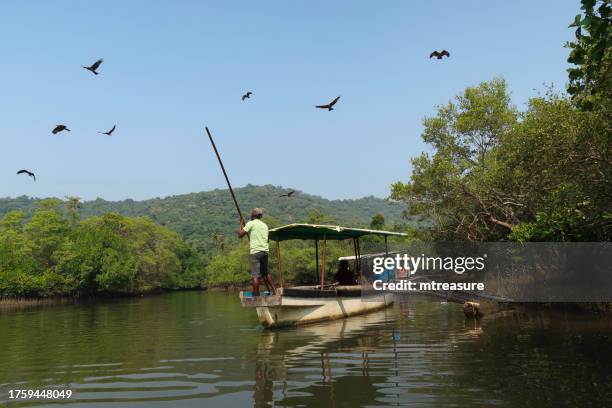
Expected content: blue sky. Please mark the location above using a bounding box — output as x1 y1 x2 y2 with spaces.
1 1 579 201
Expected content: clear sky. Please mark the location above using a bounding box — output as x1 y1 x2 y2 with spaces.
1 1 579 201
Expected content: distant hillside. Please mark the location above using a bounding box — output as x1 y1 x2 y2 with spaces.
0 185 410 253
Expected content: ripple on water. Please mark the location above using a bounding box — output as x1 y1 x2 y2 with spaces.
1 293 612 407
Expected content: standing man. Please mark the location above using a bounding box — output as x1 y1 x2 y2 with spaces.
238 208 276 296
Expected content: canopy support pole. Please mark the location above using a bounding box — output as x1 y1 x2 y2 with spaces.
315 239 319 280
384 235 389 282
353 237 360 281
320 234 327 290
384 236 388 256
276 240 283 289
356 238 362 283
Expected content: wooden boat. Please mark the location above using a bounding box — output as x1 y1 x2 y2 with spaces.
239 223 406 328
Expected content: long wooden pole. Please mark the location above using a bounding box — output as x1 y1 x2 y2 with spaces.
205 126 244 221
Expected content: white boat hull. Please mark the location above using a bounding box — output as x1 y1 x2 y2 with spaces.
243 292 394 328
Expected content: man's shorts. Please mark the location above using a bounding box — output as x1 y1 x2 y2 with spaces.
249 251 269 278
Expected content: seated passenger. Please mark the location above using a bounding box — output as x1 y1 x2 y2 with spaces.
333 260 357 285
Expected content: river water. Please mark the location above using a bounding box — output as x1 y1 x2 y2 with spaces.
1 291 611 407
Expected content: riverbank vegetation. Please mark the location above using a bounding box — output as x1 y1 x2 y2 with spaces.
0 197 401 298
0 199 205 298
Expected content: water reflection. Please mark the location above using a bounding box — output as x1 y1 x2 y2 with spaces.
1 292 611 407
250 309 394 407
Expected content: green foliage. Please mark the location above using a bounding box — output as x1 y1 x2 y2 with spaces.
0 185 410 256
24 204 72 269
0 211 38 296
566 0 612 110
508 183 610 242
0 200 205 298
391 78 519 241
304 209 336 224
391 79 611 242
204 242 251 288
0 187 414 291
370 214 385 230
499 93 610 241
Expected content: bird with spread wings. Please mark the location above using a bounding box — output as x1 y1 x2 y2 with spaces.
98 125 116 136
279 191 296 198
315 96 341 111
82 59 103 75
17 169 36 181
429 50 450 59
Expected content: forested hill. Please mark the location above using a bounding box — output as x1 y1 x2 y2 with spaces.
0 185 409 252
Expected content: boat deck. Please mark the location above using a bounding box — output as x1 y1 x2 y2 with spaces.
240 285 366 308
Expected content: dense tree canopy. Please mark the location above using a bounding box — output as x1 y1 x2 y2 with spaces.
391 78 610 241
0 183 417 297
0 199 205 298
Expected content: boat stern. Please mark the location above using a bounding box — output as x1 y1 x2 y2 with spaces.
239 291 282 307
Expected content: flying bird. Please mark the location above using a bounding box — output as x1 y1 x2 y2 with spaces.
82 59 103 75
98 125 116 136
52 125 70 134
17 169 36 181
279 191 296 198
241 91 253 101
429 50 450 59
315 96 341 111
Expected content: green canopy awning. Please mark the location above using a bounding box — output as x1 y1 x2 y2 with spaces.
268 223 407 242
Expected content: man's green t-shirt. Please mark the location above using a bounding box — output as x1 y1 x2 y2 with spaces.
243 219 269 254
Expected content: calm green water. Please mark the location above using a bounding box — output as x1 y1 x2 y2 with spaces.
1 292 612 407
